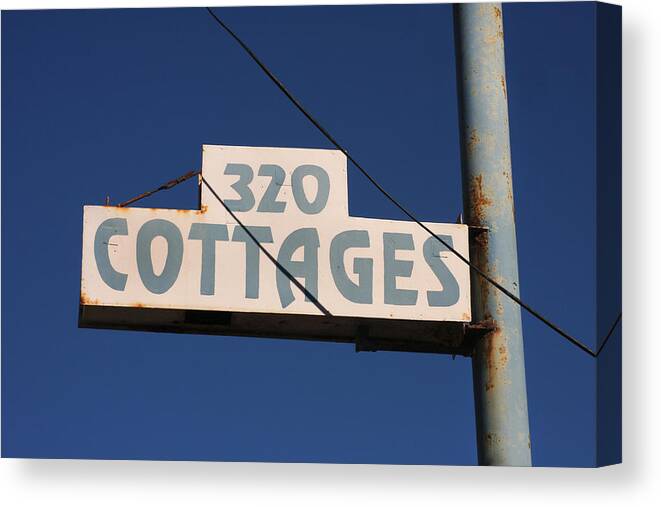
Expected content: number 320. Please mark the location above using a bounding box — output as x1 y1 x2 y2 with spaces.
223 163 330 215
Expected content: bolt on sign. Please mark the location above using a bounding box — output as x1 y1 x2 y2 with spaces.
80 145 472 354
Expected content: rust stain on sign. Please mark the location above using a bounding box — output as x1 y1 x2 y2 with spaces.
80 291 100 306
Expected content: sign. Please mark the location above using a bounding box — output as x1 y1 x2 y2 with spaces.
80 145 472 353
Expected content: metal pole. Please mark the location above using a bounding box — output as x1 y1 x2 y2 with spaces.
453 3 532 466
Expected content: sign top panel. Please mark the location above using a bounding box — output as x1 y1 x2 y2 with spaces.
200 144 349 223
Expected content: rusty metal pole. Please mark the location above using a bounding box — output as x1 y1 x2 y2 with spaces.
453 3 531 466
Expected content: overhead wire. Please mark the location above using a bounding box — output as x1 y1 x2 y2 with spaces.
114 8 621 358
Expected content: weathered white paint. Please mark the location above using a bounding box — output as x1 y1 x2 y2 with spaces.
81 145 471 323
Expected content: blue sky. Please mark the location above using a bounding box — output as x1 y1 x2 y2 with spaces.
2 3 609 466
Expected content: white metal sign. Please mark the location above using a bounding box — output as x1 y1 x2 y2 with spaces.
80 145 471 326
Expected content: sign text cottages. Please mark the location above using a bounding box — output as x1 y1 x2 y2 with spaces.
80 145 472 353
